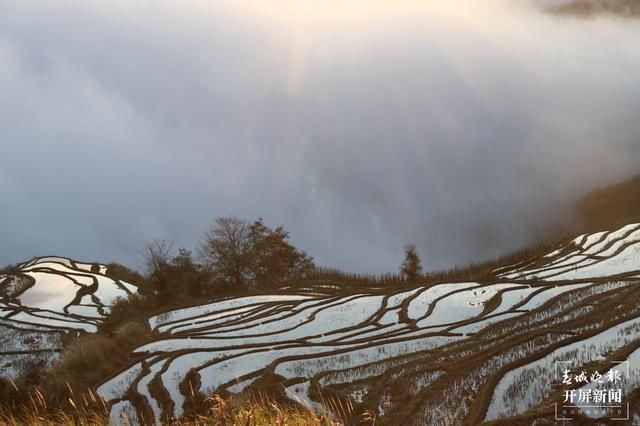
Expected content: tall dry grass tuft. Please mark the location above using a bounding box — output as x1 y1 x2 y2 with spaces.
167 392 345 426
0 384 108 426
360 410 376 426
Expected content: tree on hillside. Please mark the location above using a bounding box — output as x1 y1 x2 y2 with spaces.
170 248 207 299
139 239 175 303
249 218 315 288
139 241 211 303
400 243 422 284
200 217 314 289
139 239 174 277
199 217 254 288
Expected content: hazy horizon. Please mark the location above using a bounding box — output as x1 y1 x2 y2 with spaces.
1 0 639 274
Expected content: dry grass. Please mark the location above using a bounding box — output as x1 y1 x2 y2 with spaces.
0 383 108 426
0 389 360 426
172 393 342 426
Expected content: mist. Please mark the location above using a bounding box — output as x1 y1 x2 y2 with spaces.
1 0 639 274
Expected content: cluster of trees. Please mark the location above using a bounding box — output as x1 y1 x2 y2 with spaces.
200 217 315 289
138 217 315 304
122 216 427 307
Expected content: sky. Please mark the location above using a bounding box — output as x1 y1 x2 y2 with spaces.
1 0 639 274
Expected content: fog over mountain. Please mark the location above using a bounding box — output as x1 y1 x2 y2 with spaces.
1 1 639 273
541 0 640 17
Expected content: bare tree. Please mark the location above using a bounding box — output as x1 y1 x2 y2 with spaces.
199 217 253 288
139 239 174 277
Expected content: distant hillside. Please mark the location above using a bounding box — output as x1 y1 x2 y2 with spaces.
98 221 640 425
544 0 640 18
576 174 640 231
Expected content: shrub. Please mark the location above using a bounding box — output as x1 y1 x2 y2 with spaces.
104 263 143 287
101 294 152 334
43 321 152 404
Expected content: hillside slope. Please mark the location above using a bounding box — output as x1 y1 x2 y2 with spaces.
0 257 136 380
99 222 640 425
577 175 640 231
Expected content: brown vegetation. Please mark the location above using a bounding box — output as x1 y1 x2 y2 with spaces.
0 391 348 426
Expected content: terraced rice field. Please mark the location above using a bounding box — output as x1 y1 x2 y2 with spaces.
97 223 640 424
0 257 136 380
